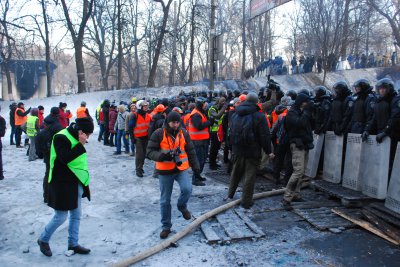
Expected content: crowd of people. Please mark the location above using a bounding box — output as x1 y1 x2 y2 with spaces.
1 76 399 256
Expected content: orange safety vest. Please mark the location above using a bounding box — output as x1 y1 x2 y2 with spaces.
183 113 191 128
188 109 210 140
134 113 151 138
15 108 27 126
155 129 189 171
76 107 87 118
271 110 279 125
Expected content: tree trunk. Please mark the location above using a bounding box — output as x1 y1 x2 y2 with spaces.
75 44 86 93
147 0 173 88
41 0 52 97
339 0 351 60
117 0 123 90
188 4 195 84
241 0 246 80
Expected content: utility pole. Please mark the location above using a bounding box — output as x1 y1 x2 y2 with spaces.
241 0 246 80
209 0 216 91
170 1 177 86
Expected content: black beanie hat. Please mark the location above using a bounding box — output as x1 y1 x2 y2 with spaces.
50 107 60 115
75 118 94 134
167 111 181 123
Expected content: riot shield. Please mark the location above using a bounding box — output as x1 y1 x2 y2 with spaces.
323 131 344 183
361 135 390 199
342 134 363 191
385 143 400 212
305 133 324 178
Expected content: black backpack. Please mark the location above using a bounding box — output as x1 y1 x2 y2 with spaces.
276 116 288 145
230 112 256 146
0 116 6 138
35 127 54 158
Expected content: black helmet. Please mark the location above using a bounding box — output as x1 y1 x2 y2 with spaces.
332 81 351 96
313 86 328 98
196 97 207 105
219 89 227 97
353 79 372 94
212 89 220 98
233 89 241 97
227 89 233 97
375 78 395 95
286 89 297 100
298 88 311 97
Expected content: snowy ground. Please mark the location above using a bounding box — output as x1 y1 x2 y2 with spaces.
1 67 400 267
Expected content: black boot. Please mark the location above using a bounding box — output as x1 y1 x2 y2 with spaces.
37 239 52 257
68 245 91 254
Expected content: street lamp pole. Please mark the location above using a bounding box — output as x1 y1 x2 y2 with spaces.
209 0 216 91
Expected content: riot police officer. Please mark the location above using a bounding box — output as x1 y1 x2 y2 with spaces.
331 81 354 135
313 86 332 134
351 79 376 134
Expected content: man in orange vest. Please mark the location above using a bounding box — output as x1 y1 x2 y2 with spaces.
188 97 214 186
76 101 91 119
14 102 31 148
147 111 200 239
133 100 151 177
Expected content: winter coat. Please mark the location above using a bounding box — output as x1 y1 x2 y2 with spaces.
286 104 314 150
108 108 118 133
116 111 129 131
47 124 90 211
330 93 353 135
9 106 16 127
313 95 332 134
149 112 165 137
38 115 63 163
147 122 200 175
230 102 271 158
58 108 71 128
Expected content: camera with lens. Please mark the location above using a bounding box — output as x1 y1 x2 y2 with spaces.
172 147 182 166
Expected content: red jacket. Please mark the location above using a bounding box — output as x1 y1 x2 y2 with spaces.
58 108 71 128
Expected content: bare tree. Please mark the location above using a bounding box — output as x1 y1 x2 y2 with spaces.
60 0 94 93
147 0 173 87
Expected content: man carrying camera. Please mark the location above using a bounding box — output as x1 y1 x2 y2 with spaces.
147 111 201 239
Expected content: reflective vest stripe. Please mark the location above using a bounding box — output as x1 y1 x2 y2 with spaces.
156 129 190 171
26 116 38 137
188 109 209 140
48 129 90 186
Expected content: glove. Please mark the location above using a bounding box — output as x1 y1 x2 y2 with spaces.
160 152 173 162
361 131 369 142
334 129 342 136
376 132 387 143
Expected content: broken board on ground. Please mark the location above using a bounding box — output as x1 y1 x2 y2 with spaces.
200 209 265 244
367 202 400 228
293 207 354 231
312 180 373 207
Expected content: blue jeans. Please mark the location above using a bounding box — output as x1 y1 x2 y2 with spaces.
98 123 104 141
159 170 192 230
39 185 83 247
192 144 208 181
130 135 135 153
116 129 129 153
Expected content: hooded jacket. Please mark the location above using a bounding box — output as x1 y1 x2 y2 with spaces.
230 102 271 158
146 122 200 175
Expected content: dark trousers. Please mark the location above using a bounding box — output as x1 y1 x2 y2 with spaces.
209 132 221 166
98 123 104 141
0 141 3 178
103 124 110 145
135 137 148 174
192 144 208 181
15 126 23 146
10 125 16 145
228 156 260 207
109 133 116 146
43 155 50 202
273 144 293 183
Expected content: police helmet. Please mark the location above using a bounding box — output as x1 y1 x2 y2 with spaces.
233 89 241 97
286 89 297 100
313 86 328 98
332 81 351 96
353 79 372 94
298 88 312 97
375 78 395 95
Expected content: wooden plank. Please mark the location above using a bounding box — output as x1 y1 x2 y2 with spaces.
332 208 400 246
200 220 222 244
290 201 339 209
369 202 400 220
234 209 265 237
364 206 400 228
361 209 400 244
216 210 255 240
294 208 353 230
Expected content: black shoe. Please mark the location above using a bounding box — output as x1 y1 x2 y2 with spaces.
292 196 305 202
113 151 122 155
10 142 15 145
37 239 52 257
198 175 207 181
241 201 254 209
160 229 171 239
16 145 24 148
136 172 144 178
281 200 293 211
180 209 192 220
0 176 4 180
68 245 91 254
192 180 205 186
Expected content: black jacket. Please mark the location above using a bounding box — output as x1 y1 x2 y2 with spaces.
331 93 353 135
37 114 63 162
286 104 314 150
230 102 271 158
190 108 211 146
146 122 200 175
148 113 165 137
47 124 90 211
313 95 332 134
350 92 376 134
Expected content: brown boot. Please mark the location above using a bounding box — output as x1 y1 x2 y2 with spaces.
160 229 171 239
180 209 191 220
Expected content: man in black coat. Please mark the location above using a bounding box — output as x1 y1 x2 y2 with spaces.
9 102 17 145
37 118 94 257
282 93 314 209
227 93 272 209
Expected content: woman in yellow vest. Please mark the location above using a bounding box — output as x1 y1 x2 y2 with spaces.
147 111 201 239
26 108 40 161
37 118 94 257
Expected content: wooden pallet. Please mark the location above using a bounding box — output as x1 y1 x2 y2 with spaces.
293 206 354 231
312 180 373 207
366 203 400 228
200 209 265 244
